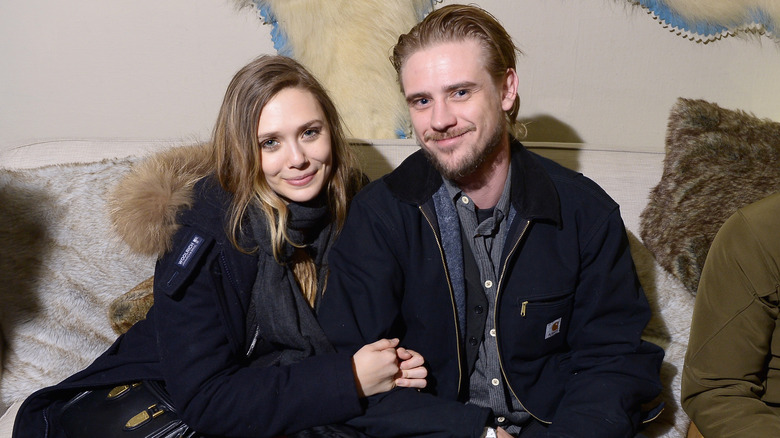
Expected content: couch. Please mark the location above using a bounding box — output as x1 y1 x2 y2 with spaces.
3 97 778 436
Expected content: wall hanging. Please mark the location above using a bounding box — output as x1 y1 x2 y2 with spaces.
235 0 443 139
628 0 778 43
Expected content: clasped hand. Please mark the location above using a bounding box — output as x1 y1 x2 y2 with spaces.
352 338 427 398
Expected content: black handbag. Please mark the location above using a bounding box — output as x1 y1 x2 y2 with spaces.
59 380 197 438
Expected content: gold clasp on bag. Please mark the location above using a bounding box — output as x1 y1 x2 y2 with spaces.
125 403 166 430
107 382 141 399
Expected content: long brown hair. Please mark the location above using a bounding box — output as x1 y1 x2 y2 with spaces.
211 55 362 304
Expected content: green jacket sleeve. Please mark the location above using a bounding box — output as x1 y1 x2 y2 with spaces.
681 193 780 437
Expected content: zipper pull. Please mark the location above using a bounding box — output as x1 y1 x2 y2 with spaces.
521 300 528 317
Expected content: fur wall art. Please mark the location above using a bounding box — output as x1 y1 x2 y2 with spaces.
627 0 779 43
234 0 442 140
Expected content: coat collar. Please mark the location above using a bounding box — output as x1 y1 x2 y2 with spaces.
384 138 561 226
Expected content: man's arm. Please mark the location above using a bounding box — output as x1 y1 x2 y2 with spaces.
319 190 491 438
682 206 780 437
545 209 664 437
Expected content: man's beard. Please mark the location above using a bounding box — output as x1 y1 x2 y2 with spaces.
421 122 505 182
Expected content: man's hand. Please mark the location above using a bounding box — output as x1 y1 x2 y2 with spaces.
395 347 427 389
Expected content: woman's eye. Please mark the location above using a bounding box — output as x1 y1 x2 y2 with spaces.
303 128 321 138
261 139 279 149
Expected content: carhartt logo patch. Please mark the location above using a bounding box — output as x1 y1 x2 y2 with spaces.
545 317 562 339
177 235 205 268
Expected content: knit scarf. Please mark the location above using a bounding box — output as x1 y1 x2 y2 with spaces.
246 198 336 367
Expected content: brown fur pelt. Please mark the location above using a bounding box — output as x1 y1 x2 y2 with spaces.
640 98 780 295
109 142 213 257
106 143 214 333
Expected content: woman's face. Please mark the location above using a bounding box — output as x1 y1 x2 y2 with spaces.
258 87 333 203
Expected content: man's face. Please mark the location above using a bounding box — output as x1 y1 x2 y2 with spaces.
400 39 516 181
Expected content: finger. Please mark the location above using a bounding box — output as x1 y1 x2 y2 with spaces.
394 377 427 389
396 347 412 360
399 350 424 369
368 338 399 351
398 366 427 379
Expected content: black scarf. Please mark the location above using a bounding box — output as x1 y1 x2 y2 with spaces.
245 198 336 367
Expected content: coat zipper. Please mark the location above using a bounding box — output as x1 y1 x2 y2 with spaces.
493 219 552 425
419 205 464 396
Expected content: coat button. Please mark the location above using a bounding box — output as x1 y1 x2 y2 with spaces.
474 305 484 314
469 336 478 346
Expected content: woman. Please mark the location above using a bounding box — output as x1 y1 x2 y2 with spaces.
12 55 426 437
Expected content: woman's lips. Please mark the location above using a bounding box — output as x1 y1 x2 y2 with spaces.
285 171 316 186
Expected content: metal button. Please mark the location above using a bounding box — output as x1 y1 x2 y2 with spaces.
474 305 484 314
469 336 478 346
484 280 493 288
491 378 500 386
461 196 469 204
490 328 496 337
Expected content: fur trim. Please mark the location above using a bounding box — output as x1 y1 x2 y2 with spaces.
109 143 213 257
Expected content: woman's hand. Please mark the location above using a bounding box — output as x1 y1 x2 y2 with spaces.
394 347 427 389
352 338 403 397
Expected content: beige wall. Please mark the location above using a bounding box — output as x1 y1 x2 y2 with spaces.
2 0 779 153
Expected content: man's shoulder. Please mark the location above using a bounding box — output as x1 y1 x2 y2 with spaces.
530 151 618 213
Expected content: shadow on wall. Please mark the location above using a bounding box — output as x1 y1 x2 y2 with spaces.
520 114 583 144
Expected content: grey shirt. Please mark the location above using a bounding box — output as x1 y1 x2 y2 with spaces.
444 167 530 434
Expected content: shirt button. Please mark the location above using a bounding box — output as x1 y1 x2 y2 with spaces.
497 416 506 423
461 196 469 204
469 336 479 346
474 305 484 314
490 328 496 337
491 378 500 386
484 280 493 288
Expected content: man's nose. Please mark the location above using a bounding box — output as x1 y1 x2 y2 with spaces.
430 102 456 131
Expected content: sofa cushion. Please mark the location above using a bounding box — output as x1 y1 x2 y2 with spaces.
640 98 780 295
0 158 156 411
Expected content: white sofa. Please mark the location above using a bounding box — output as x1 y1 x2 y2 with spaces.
0 138 694 437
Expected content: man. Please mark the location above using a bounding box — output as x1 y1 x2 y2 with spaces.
319 4 663 437
682 191 780 437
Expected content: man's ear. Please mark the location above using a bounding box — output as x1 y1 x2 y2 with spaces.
501 68 519 111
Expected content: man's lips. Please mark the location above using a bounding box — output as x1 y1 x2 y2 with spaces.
424 126 476 144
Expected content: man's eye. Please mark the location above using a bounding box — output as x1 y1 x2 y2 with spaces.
413 98 430 107
454 89 469 98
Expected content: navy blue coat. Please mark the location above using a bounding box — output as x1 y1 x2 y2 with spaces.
13 177 362 437
319 140 664 437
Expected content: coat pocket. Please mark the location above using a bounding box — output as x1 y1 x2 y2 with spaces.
506 290 574 357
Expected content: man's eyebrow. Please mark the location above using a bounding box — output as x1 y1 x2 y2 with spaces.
444 81 478 93
405 81 480 103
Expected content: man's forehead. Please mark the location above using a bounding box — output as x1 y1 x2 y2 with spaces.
400 39 488 92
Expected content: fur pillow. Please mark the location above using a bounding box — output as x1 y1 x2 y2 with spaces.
640 98 780 295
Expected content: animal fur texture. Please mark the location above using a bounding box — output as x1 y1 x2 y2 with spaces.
640 98 780 295
235 0 440 139
629 232 694 438
662 0 779 28
629 0 779 42
0 159 157 412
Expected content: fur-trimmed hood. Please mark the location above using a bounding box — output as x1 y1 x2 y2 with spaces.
109 143 214 257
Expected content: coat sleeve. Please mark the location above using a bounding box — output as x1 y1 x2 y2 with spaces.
682 204 780 437
319 191 491 438
152 223 363 437
544 208 664 437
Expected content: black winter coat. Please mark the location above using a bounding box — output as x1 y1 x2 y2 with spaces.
319 140 664 438
13 177 362 438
